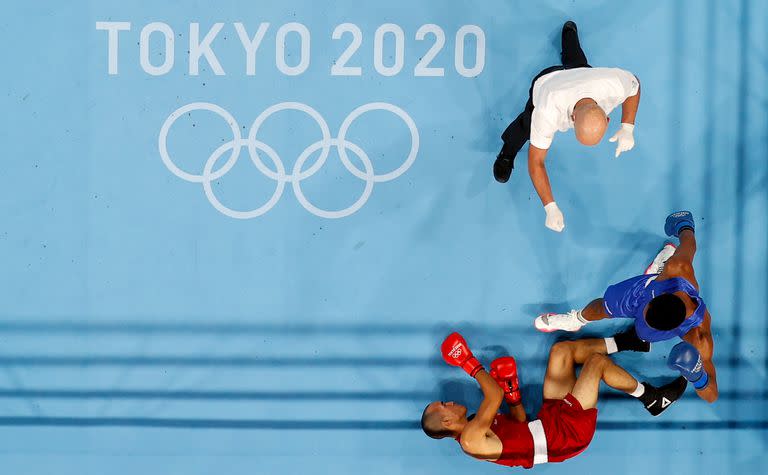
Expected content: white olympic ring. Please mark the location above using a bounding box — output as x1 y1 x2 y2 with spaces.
158 101 419 219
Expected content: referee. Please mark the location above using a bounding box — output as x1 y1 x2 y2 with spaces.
494 21 641 232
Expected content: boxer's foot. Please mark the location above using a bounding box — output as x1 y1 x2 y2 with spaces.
534 310 587 333
561 21 579 63
644 243 677 275
638 377 687 417
494 153 515 183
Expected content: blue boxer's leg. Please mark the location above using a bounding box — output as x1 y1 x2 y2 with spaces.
602 275 650 318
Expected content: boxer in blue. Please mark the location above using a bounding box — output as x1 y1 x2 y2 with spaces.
533 211 718 406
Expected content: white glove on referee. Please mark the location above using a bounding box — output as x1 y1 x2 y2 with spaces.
544 202 565 232
609 123 635 158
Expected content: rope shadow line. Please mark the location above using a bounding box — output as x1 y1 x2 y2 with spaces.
0 355 747 367
0 321 528 335
0 417 763 430
0 389 764 401
0 321 735 335
0 356 525 367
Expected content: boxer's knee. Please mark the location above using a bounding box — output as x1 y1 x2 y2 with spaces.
582 353 610 373
549 341 577 364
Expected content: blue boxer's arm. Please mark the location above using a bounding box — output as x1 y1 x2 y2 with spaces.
668 342 708 389
681 315 718 403
660 211 699 288
665 211 695 237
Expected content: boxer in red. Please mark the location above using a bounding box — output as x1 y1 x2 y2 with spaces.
421 332 687 468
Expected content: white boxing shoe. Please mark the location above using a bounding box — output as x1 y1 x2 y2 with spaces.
534 310 587 333
644 243 677 275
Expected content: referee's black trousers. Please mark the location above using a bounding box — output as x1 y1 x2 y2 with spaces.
498 24 591 162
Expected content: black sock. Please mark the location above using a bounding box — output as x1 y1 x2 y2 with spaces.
614 327 651 353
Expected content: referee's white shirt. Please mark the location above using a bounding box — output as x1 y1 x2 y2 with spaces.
529 67 640 150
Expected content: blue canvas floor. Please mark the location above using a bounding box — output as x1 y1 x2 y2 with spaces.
0 0 766 473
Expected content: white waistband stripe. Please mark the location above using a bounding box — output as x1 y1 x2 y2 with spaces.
528 419 548 465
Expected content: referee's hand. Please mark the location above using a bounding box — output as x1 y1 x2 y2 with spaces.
609 123 635 158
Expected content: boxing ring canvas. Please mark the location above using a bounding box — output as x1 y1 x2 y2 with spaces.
0 0 766 473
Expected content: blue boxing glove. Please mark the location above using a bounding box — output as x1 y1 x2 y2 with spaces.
665 211 695 237
667 341 709 390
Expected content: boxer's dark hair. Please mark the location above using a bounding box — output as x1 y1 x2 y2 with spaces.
421 404 454 439
646 294 686 330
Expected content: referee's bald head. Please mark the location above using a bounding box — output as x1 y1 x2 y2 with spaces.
573 99 608 146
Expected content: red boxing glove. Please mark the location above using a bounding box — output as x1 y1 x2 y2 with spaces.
490 356 522 405
441 332 483 377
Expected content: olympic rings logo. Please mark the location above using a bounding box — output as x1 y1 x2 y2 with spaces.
158 102 419 219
